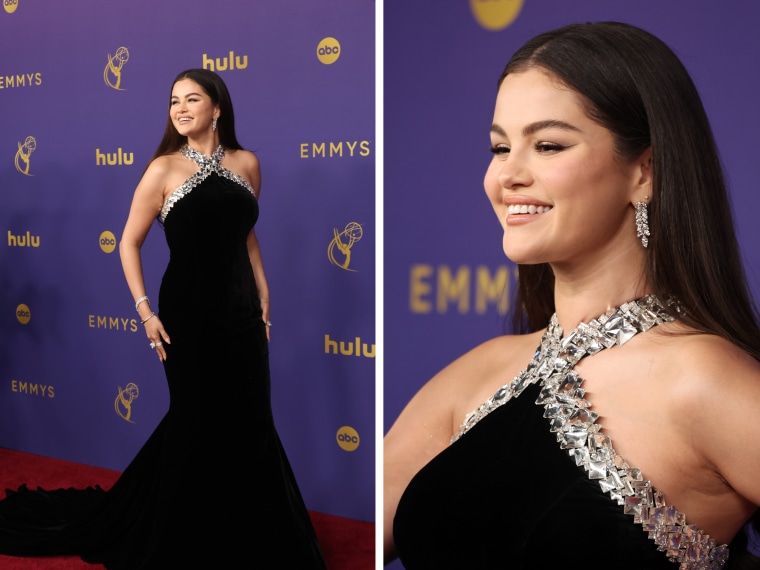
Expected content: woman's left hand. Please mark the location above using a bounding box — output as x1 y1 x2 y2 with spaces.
261 300 271 341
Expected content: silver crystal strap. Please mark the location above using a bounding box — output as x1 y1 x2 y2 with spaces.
158 144 256 223
451 295 729 569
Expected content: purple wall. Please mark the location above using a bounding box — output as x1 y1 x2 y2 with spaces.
0 0 375 523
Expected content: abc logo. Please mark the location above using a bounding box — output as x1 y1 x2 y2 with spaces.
316 37 341 65
469 0 523 31
3 0 18 14
16 303 30 324
99 230 117 254
335 425 360 452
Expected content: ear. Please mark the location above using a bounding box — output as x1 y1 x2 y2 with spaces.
631 147 653 204
213 105 221 120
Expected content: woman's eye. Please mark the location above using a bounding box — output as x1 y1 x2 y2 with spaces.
536 142 566 153
489 145 510 155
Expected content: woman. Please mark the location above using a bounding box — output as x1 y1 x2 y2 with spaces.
384 22 760 569
0 69 326 568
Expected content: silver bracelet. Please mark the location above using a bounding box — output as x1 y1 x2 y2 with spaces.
135 296 150 311
140 312 156 324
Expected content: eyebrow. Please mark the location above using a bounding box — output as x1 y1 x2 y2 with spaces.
170 92 204 100
490 119 582 137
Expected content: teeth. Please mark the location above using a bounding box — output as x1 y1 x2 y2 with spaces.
507 204 552 215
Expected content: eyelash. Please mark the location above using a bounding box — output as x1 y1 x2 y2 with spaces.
489 142 567 155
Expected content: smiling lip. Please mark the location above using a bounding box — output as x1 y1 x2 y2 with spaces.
504 201 552 226
507 204 552 215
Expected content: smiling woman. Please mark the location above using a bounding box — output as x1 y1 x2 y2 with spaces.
0 68 327 569
384 22 760 570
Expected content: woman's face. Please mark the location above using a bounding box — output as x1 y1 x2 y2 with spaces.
484 68 647 271
169 78 219 139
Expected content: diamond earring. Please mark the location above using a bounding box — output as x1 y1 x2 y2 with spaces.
212 117 217 132
635 199 650 248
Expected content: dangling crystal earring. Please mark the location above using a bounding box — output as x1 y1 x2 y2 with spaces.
212 117 217 132
635 199 650 248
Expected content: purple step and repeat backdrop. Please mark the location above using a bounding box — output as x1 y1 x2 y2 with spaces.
384 2 760 563
0 0 375 523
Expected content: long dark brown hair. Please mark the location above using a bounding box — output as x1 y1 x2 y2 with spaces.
503 22 760 363
501 22 760 564
151 68 243 160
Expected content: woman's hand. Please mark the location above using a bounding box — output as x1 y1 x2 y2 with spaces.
261 300 271 342
143 314 171 361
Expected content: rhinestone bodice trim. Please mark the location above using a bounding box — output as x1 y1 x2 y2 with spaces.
452 295 729 569
158 145 256 224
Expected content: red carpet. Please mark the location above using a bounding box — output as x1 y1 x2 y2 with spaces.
0 448 374 569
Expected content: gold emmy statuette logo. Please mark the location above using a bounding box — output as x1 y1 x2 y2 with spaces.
316 37 341 65
15 303 30 324
99 230 117 253
3 0 18 14
336 425 360 452
14 136 36 175
104 46 129 90
469 0 523 31
328 222 363 271
114 382 139 422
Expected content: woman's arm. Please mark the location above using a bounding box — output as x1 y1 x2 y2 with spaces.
118 157 171 360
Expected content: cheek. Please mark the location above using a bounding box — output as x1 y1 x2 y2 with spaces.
483 161 501 202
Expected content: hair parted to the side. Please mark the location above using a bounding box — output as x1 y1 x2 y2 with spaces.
151 68 243 161
502 21 760 365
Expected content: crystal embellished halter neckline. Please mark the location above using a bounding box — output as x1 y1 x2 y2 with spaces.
453 295 729 569
158 144 256 224
180 144 225 166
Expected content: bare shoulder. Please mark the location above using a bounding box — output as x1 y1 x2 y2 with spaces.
224 149 261 193
420 330 544 432
225 148 260 172
662 328 760 394
653 327 760 438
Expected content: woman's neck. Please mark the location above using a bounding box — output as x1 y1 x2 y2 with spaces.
549 246 652 332
185 134 220 157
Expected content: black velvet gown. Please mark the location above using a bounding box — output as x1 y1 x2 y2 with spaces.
0 145 327 569
393 298 732 569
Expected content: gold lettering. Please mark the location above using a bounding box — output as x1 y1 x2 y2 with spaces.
475 265 509 314
130 318 138 332
121 317 129 329
359 140 371 156
11 380 17 391
329 141 342 157
300 143 308 158
97 315 107 327
409 264 433 313
88 315 95 327
437 265 470 313
345 141 357 155
312 142 326 157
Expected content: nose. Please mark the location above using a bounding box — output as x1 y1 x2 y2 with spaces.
496 152 531 191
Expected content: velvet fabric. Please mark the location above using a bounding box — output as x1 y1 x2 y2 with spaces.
393 380 675 569
0 166 326 568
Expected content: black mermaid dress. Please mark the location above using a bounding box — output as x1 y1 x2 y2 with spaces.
0 145 327 569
